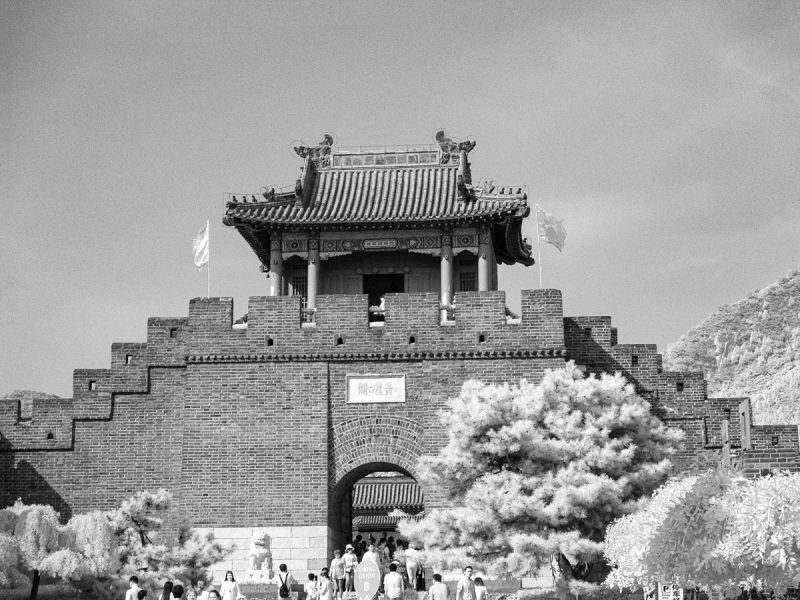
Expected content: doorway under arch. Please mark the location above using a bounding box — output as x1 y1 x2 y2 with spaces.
329 462 425 553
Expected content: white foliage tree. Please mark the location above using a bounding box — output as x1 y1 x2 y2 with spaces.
605 468 800 596
400 362 682 597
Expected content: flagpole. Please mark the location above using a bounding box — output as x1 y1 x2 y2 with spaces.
207 219 211 298
535 204 543 288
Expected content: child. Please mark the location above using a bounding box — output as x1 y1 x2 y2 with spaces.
305 573 319 600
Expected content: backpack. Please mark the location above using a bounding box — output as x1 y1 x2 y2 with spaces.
279 573 290 598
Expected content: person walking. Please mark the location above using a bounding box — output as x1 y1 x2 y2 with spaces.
383 563 405 600
220 571 240 600
405 544 421 589
455 567 476 600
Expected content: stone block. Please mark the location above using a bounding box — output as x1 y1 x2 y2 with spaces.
291 526 328 537
265 526 294 539
273 536 310 549
291 546 325 560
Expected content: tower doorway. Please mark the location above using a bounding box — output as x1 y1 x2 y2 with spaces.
329 463 424 555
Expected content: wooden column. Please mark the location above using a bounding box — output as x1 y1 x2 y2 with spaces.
478 226 493 291
440 232 453 321
307 236 320 313
268 231 283 297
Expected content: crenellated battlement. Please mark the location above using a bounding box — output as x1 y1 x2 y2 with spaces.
182 290 565 357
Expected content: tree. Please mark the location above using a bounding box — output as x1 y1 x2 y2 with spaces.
0 500 117 600
110 489 230 593
400 362 682 597
605 467 800 597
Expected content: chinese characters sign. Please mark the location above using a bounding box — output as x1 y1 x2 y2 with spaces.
347 375 406 404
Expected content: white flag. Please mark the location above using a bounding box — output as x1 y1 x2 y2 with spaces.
537 206 566 252
192 221 209 269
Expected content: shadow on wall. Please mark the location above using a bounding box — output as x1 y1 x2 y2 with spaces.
0 433 72 521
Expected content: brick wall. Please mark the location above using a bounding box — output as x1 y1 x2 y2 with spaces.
3 288 800 574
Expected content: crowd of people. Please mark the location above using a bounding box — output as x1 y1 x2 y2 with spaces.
123 571 241 600
123 534 488 600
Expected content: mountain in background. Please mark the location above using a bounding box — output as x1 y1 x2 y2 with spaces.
665 269 800 425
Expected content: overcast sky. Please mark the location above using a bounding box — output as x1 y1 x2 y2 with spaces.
2 1 799 397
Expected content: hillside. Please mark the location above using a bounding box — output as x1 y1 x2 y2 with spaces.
1 390 61 401
664 269 800 425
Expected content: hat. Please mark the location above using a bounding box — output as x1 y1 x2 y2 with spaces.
346 544 354 550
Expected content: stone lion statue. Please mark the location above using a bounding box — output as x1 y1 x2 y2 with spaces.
246 530 273 580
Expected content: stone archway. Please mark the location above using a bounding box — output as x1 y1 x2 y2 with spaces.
328 416 427 551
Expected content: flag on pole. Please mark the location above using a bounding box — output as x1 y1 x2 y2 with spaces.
536 206 566 252
193 221 209 269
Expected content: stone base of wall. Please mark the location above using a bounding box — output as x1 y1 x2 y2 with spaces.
195 525 332 584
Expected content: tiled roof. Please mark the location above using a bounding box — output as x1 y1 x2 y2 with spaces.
352 479 424 510
224 165 528 227
353 514 425 529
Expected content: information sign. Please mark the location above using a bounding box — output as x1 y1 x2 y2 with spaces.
354 560 381 600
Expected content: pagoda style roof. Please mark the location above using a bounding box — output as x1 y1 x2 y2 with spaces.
225 165 529 227
223 133 535 267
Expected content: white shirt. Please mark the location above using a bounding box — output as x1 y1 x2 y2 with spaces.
125 586 141 600
430 582 449 600
383 572 404 599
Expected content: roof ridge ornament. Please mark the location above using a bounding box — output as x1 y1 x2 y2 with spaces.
293 134 334 168
435 130 476 164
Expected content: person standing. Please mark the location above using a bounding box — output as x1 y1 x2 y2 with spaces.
171 585 184 599
305 573 319 600
343 544 358 592
473 578 487 600
276 563 297 598
429 574 449 600
219 571 240 600
455 567 476 600
383 563 405 600
330 549 346 599
362 543 381 567
318 569 333 600
404 544 420 589
125 576 141 600
157 581 173 600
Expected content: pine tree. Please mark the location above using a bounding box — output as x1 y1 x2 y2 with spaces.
400 362 682 597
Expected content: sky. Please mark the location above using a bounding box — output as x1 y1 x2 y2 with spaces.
1 1 799 398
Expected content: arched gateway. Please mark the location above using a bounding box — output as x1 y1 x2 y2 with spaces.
1 133 774 582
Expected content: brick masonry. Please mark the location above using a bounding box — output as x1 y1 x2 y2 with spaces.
2 289 799 575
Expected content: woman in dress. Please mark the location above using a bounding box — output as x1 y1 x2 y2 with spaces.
219 571 240 600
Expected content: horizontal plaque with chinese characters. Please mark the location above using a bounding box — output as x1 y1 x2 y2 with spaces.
347 375 406 403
